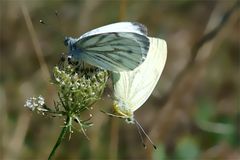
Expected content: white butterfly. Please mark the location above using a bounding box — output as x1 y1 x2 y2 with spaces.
64 22 150 71
111 37 167 148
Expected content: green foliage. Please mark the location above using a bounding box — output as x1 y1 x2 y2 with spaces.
174 136 200 160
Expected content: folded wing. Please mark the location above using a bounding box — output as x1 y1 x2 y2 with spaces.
113 37 167 111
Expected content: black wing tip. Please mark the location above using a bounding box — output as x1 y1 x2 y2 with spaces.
131 22 148 35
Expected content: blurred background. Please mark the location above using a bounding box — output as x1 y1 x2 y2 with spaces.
0 0 239 159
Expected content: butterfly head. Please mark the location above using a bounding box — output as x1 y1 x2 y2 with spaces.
64 37 70 46
64 37 81 63
64 37 76 48
64 37 78 49
113 99 134 123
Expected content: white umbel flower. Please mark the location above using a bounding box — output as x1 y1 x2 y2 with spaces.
24 96 46 111
38 96 45 106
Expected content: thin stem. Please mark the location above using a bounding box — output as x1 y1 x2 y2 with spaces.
156 1 239 107
148 1 239 150
119 0 127 21
48 116 72 160
21 3 50 81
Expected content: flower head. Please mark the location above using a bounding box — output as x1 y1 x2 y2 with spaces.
53 63 108 113
23 56 109 136
24 95 47 112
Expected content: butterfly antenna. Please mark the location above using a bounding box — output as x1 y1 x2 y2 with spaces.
134 119 157 149
55 10 60 22
39 19 56 34
54 10 64 35
39 16 65 40
39 19 45 24
135 120 147 149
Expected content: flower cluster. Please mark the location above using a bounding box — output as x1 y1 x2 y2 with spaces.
24 96 47 113
24 57 109 136
53 65 108 114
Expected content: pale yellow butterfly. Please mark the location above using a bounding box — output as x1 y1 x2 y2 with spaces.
109 37 167 148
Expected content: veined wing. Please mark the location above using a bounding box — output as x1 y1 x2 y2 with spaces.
113 37 167 112
78 22 147 40
76 32 149 71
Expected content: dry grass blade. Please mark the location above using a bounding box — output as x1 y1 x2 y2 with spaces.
21 3 50 81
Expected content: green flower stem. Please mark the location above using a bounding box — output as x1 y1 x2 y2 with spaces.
48 116 72 160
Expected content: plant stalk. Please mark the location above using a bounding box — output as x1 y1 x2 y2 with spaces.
48 116 72 160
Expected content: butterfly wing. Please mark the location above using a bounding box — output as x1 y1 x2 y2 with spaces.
77 32 149 71
71 22 149 71
113 37 167 113
79 22 148 39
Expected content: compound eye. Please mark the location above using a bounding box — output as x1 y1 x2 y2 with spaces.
64 37 69 46
67 55 72 63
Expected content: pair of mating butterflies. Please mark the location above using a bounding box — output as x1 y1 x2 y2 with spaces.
65 22 167 148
